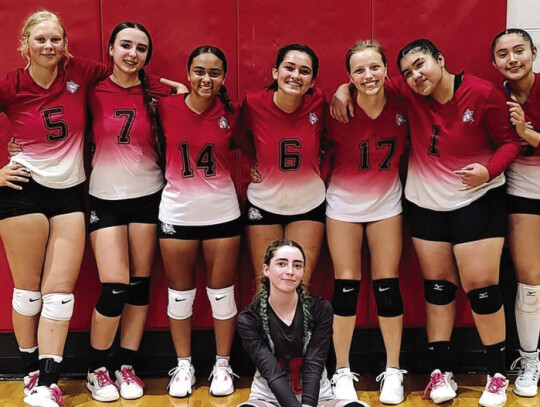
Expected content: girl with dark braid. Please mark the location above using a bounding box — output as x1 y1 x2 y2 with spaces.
84 22 176 402
237 239 370 407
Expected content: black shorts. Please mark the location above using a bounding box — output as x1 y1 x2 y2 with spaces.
158 217 242 240
407 186 506 245
507 194 540 215
244 199 326 227
88 190 161 233
0 178 85 220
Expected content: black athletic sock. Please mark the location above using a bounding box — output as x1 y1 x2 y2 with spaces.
118 347 137 369
88 346 111 372
485 340 506 376
20 348 39 375
38 358 61 387
428 341 452 372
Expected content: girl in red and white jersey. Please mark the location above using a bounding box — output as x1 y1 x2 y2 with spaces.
158 45 241 398
243 44 326 281
491 29 540 398
331 39 520 407
84 22 174 403
326 41 408 404
0 10 111 407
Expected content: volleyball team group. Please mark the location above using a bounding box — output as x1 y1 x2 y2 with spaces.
0 8 539 407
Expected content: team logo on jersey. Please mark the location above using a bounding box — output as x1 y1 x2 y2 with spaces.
247 207 263 221
161 222 176 235
462 108 474 123
395 113 406 126
308 112 319 125
218 116 230 129
65 80 79 94
89 210 99 224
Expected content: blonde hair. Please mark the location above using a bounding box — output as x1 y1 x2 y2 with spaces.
19 10 72 68
346 40 387 73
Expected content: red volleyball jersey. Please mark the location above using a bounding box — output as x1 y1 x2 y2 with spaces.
157 95 240 225
502 73 540 199
243 88 326 215
387 73 520 210
89 76 170 199
325 92 408 222
0 57 109 188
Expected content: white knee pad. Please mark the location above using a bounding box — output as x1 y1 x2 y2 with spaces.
167 287 196 320
516 283 540 313
41 293 75 321
207 285 237 320
12 288 42 316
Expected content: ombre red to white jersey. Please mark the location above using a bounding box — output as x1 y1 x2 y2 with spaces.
0 57 109 188
502 73 540 199
158 95 240 226
244 88 326 215
89 76 170 199
388 74 520 211
326 93 408 222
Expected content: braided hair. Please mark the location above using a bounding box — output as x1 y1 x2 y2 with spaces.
255 239 313 354
108 22 164 163
187 45 235 113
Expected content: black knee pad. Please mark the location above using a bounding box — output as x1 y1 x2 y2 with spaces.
95 283 129 317
126 276 151 306
332 279 360 317
373 278 404 317
424 279 457 305
466 285 503 315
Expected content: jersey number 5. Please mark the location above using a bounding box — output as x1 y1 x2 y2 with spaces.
179 142 216 178
114 109 136 144
41 107 68 142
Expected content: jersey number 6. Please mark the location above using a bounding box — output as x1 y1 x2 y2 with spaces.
279 138 302 172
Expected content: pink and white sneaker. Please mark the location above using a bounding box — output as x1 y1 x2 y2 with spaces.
23 370 40 396
23 383 64 407
115 365 145 399
479 373 509 407
424 369 458 403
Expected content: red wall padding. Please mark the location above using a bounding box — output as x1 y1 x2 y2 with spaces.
0 0 507 331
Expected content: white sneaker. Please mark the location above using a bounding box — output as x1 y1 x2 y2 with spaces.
376 367 407 404
479 373 509 407
424 369 458 403
23 370 40 397
331 367 359 400
23 384 64 407
86 367 120 402
168 359 196 398
115 365 144 399
209 359 238 396
511 350 540 397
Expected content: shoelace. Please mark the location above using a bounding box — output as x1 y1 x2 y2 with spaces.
26 372 39 392
487 376 507 394
330 370 359 385
208 365 239 381
167 364 191 390
423 371 447 399
120 367 145 388
50 385 65 405
96 369 120 390
376 369 407 387
510 356 539 380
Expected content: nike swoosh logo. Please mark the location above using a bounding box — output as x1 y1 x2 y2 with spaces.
175 298 186 302
130 281 142 286
343 287 355 293
215 295 226 301
29 298 41 302
61 299 72 304
112 290 125 294
379 287 391 292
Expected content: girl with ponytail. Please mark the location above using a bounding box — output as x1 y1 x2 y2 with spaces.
158 45 245 398
237 239 370 407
